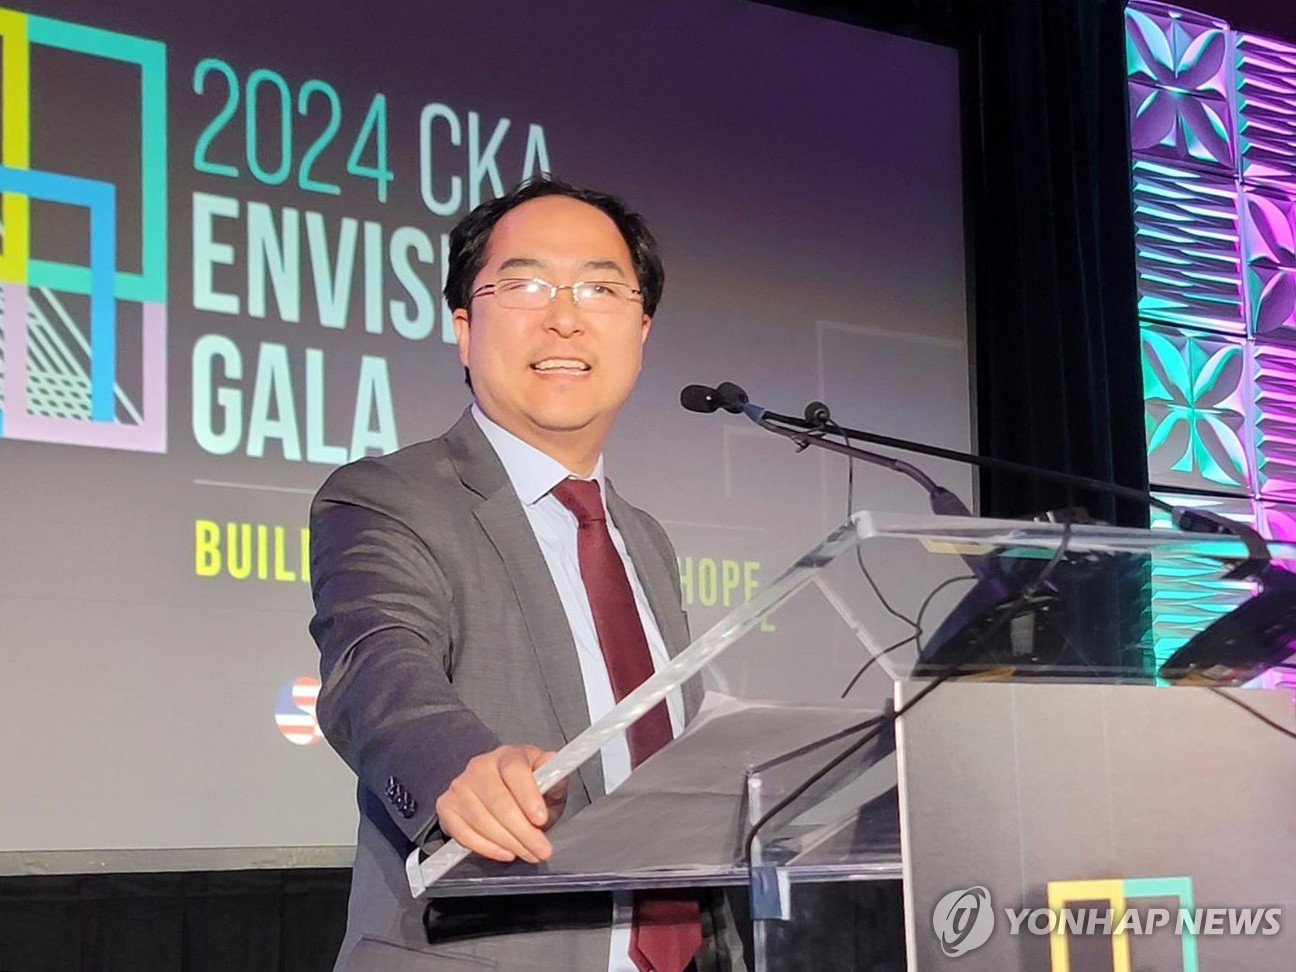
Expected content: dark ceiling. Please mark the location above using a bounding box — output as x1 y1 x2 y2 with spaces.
755 0 1296 44
1202 0 1293 38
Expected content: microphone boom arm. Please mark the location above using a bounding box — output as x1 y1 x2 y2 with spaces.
753 407 1163 513
681 381 1270 575
745 406 1272 577
748 409 963 513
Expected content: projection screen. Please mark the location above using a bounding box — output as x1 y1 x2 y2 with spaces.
0 0 970 870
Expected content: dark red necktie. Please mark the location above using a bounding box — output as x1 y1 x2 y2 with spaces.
551 479 702 972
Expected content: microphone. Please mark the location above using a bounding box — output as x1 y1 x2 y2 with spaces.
680 384 722 414
680 382 761 418
713 382 749 413
804 401 832 427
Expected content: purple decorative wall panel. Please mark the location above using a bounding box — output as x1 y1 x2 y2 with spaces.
1127 5 1233 171
1127 2 1296 671
1252 340 1296 498
1127 5 1230 93
1132 162 1244 330
1129 83 1234 167
1242 188 1296 336
1237 33 1296 185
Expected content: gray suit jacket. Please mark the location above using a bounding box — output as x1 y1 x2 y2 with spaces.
309 410 739 971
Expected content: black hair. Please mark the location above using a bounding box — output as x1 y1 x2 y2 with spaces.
443 176 664 317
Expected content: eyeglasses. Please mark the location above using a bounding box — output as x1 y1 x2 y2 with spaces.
470 277 644 314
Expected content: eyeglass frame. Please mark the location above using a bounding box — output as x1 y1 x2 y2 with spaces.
469 276 645 312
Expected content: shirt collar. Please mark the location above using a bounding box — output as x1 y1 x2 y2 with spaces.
471 404 606 506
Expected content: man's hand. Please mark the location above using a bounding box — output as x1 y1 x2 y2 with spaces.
434 744 569 864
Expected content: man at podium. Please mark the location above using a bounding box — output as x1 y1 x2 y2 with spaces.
309 178 740 972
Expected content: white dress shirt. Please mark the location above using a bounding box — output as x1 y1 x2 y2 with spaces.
471 405 684 972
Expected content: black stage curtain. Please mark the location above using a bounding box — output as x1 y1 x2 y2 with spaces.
0 873 905 972
2 2 1143 970
965 0 1147 525
0 870 349 972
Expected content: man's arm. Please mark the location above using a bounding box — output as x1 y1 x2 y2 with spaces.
309 458 566 862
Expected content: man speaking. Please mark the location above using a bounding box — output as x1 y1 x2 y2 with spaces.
309 178 739 971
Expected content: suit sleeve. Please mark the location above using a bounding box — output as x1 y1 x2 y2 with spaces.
308 458 500 844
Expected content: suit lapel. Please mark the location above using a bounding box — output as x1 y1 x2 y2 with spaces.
606 483 704 720
445 412 605 802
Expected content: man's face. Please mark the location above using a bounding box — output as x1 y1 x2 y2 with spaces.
453 195 652 459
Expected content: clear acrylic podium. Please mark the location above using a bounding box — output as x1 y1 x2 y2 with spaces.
405 512 1296 971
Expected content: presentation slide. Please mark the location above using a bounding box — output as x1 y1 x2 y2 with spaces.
0 0 969 865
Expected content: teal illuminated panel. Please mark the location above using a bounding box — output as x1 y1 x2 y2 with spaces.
1143 323 1250 494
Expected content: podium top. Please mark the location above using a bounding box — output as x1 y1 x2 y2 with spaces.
853 509 1296 559
409 511 1296 896
416 695 901 899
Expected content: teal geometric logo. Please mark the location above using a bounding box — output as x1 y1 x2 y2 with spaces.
0 8 167 452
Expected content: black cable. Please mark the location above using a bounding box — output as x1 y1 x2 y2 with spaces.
742 720 889 866
1207 686 1296 743
743 524 1074 865
840 574 978 699
839 632 919 700
913 574 981 656
756 713 890 775
833 420 921 639
887 525 1073 725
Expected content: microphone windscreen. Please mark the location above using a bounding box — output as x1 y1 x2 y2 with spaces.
680 384 720 413
714 382 749 413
